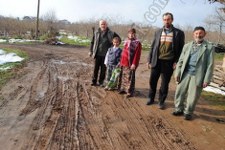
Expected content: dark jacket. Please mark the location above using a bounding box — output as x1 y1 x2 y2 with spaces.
148 26 185 68
90 27 120 58
107 47 122 66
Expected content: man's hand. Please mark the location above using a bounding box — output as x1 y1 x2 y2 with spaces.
147 63 151 69
175 76 180 84
131 64 136 70
173 63 177 69
203 82 208 88
88 52 93 57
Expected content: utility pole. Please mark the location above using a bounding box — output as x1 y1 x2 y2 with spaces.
36 0 40 39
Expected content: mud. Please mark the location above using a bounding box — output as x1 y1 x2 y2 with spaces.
0 44 224 150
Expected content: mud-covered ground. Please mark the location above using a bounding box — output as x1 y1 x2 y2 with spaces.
0 44 224 150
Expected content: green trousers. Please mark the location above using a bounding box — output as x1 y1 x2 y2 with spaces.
174 73 203 115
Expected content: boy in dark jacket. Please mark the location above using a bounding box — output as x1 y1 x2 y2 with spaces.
104 37 122 90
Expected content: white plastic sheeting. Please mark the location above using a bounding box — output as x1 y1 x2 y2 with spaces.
203 86 225 96
0 49 24 65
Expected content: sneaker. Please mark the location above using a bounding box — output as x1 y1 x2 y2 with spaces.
108 88 113 91
172 111 184 116
184 114 192 120
104 86 109 90
99 83 104 87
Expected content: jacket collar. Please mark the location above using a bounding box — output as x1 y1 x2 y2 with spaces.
189 40 207 62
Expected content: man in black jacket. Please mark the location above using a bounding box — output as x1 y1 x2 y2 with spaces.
147 12 185 109
89 20 120 86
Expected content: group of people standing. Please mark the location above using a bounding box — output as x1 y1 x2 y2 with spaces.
89 20 142 98
89 12 214 121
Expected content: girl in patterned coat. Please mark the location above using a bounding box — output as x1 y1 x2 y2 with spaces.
118 28 142 97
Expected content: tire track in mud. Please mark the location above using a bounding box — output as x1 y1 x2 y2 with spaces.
82 90 197 150
0 45 197 149
20 53 98 149
22 56 195 149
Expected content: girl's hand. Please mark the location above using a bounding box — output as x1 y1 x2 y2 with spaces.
131 64 136 70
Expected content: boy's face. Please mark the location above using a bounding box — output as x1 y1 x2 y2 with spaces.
113 39 120 47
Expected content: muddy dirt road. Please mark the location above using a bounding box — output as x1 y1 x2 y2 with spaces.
0 44 224 150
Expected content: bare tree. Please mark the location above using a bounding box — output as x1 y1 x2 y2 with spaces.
204 10 225 43
41 9 59 38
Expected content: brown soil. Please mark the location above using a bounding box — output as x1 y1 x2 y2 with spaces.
0 44 224 150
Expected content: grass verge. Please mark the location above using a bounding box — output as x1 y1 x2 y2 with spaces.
202 91 225 110
0 48 28 89
59 36 90 47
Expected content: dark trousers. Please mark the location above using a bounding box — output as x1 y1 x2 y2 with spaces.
148 59 174 104
92 55 106 84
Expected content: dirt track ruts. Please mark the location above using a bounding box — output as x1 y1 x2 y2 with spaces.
0 44 207 149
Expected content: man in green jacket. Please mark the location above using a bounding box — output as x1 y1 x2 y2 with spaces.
173 26 214 120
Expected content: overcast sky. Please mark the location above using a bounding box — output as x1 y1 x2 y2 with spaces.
0 0 223 27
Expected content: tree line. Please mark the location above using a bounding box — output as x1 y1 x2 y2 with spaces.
0 8 224 44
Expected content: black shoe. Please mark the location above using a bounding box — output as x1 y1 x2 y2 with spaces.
118 90 126 94
158 103 165 109
91 83 97 86
146 98 154 105
172 111 184 116
184 114 192 120
126 93 133 98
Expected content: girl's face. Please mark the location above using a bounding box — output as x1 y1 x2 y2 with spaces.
113 39 120 47
128 32 135 39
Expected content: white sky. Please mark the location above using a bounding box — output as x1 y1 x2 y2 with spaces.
0 0 223 27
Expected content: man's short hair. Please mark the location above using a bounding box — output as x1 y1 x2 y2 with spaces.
162 12 174 20
193 26 205 32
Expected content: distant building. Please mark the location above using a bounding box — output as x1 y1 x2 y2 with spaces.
23 16 36 21
58 19 71 25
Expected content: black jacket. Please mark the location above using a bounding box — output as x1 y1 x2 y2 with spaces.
90 27 120 58
148 26 185 68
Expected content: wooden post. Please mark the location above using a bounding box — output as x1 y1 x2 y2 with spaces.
222 54 225 72
36 0 40 39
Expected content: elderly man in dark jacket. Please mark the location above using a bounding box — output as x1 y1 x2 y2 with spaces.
147 12 185 109
89 20 120 86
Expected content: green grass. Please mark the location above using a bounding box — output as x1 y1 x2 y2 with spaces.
214 53 224 61
202 91 225 110
0 71 14 89
0 48 28 89
2 48 28 59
